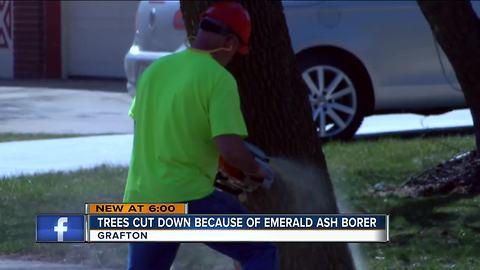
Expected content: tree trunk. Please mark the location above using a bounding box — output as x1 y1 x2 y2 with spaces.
181 1 355 269
417 1 480 150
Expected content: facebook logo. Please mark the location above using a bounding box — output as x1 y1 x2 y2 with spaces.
36 215 85 242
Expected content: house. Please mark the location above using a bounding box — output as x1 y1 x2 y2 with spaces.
0 0 138 79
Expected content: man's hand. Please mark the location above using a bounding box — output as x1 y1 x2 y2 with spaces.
213 135 263 178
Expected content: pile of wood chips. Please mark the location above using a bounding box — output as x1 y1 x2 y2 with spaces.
399 150 480 197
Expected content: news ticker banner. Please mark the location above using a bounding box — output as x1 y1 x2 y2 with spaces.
37 203 389 243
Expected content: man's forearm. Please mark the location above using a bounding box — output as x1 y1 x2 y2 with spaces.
213 135 260 175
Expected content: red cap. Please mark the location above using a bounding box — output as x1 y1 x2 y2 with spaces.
202 2 251 55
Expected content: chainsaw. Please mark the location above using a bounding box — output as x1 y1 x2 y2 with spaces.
214 142 274 196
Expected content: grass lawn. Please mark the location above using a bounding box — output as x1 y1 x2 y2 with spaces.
324 135 477 269
0 135 477 269
0 166 128 267
0 166 232 269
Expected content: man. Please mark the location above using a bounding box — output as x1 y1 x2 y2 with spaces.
124 2 278 269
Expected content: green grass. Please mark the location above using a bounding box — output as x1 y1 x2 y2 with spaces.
0 166 232 269
0 166 128 267
0 135 477 268
0 133 84 143
323 135 477 269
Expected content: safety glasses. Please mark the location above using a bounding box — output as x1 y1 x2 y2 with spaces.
200 18 232 35
199 18 241 42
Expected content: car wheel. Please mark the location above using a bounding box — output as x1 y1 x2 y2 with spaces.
298 53 372 140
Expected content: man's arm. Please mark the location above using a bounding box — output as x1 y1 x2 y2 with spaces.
213 135 266 179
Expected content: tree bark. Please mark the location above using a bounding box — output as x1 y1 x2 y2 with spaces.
417 0 480 150
181 1 355 269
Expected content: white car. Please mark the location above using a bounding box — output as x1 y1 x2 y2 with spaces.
125 1 477 139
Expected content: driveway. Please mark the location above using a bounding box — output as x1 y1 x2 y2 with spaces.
0 80 132 134
0 79 473 136
0 79 474 136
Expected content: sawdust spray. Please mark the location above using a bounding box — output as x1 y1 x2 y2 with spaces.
245 157 365 270
173 158 366 270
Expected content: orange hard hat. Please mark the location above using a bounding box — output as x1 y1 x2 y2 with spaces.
202 1 251 55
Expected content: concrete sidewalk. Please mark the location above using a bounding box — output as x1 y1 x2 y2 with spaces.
357 108 473 135
0 134 132 178
0 109 474 178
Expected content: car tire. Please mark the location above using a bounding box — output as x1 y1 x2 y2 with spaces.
297 52 373 140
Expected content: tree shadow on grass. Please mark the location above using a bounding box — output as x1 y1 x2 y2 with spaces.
379 193 480 257
387 193 478 227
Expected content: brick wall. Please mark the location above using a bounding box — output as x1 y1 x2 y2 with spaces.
13 0 61 78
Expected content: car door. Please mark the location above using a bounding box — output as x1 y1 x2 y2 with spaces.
341 1 457 110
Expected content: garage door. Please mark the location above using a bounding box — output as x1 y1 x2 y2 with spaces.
63 1 138 78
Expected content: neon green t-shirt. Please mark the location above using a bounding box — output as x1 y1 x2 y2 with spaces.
123 48 248 203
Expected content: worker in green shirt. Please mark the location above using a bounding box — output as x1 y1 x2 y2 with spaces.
124 2 278 269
